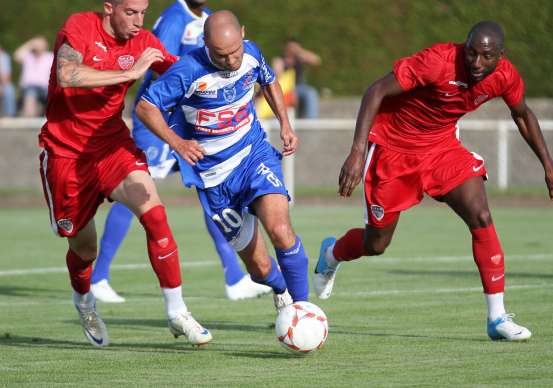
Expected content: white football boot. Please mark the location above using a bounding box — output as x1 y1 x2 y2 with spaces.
73 292 109 347
169 312 213 347
91 279 126 303
225 274 272 301
312 237 340 299
487 313 532 341
273 289 293 313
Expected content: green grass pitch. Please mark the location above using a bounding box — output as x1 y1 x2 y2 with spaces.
1 203 552 386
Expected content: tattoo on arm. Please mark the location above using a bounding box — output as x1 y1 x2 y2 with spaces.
57 43 84 86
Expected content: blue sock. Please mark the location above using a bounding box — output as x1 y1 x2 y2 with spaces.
203 211 245 286
251 256 287 294
275 235 309 301
91 202 134 284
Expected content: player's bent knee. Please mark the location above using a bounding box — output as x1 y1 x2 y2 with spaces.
474 209 493 228
363 240 388 256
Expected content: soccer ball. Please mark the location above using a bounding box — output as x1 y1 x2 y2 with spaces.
275 301 328 354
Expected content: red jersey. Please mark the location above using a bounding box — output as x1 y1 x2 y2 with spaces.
369 43 524 153
39 12 177 158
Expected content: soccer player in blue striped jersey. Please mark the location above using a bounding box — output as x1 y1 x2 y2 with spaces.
91 1 270 303
137 10 310 310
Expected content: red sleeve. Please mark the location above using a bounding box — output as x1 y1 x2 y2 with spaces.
501 61 524 108
393 45 446 91
145 31 178 75
59 13 91 55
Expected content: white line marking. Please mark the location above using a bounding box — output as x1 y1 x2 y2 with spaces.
0 260 218 277
0 253 551 277
337 283 551 297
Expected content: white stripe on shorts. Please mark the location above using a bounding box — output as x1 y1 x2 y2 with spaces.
40 149 59 236
362 143 377 225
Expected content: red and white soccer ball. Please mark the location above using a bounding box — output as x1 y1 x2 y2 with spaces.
275 301 328 354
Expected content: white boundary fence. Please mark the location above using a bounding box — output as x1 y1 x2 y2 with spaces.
2 118 553 197
261 119 553 199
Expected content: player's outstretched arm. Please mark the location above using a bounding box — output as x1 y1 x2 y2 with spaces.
262 81 298 156
510 101 553 199
135 100 206 165
339 72 404 197
56 43 165 88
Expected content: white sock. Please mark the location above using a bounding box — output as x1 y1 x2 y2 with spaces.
72 291 95 307
485 292 506 321
162 286 188 320
326 243 340 269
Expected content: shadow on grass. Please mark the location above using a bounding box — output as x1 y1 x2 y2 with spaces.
0 334 203 353
81 318 274 334
0 334 296 358
329 327 489 343
388 269 553 280
0 285 63 297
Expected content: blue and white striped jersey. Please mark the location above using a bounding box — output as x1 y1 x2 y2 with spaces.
142 40 276 189
134 1 211 107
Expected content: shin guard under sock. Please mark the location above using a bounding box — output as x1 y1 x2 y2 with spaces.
140 205 182 289
471 224 505 294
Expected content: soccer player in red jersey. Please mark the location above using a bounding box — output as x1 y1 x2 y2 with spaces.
313 21 553 341
38 0 211 347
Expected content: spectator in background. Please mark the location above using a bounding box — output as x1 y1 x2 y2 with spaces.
0 44 16 117
273 38 321 118
14 36 54 117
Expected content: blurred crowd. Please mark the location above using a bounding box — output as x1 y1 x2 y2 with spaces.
0 36 54 118
0 35 322 119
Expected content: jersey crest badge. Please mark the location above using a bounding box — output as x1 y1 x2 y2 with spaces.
223 85 236 102
117 55 135 70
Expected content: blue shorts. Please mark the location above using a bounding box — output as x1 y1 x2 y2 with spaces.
132 112 181 179
197 141 289 251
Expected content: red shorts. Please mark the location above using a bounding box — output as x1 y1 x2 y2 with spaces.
39 140 149 237
363 143 487 227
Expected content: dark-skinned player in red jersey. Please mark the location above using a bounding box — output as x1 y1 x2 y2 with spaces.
38 0 212 348
313 21 553 341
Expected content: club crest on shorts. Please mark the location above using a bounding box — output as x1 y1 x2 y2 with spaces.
57 219 74 234
117 55 135 70
370 205 385 221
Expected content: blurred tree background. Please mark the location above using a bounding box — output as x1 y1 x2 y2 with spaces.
1 0 551 96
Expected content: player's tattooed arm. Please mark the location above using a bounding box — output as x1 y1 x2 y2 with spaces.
56 43 84 87
56 42 164 88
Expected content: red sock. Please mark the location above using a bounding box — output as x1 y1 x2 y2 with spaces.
471 224 505 294
333 228 366 261
66 249 93 294
139 205 182 289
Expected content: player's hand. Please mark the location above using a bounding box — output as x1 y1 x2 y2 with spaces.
173 138 206 165
545 167 553 200
338 148 365 197
280 125 298 156
129 48 165 80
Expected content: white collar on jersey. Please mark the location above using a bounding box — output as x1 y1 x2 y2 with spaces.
178 0 206 20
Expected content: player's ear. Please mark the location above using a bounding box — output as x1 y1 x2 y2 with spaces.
241 26 245 39
104 1 114 16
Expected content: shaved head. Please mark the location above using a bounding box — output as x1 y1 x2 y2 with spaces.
204 10 242 43
204 10 245 71
467 20 504 51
